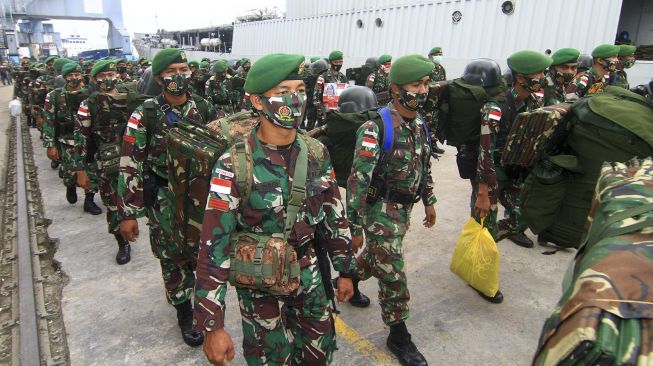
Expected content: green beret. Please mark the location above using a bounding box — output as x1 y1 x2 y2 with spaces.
61 62 82 77
91 59 117 78
428 47 443 56
328 50 343 62
200 61 209 68
45 55 59 64
378 54 392 64
138 57 149 65
152 48 188 75
83 60 94 67
201 57 211 63
244 53 305 94
240 57 250 65
618 44 637 57
507 50 553 74
389 54 434 85
53 58 72 73
551 48 580 66
116 58 128 64
188 60 199 68
212 60 228 74
592 44 620 58
310 56 321 63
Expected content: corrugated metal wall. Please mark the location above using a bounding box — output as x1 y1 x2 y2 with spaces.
233 0 623 75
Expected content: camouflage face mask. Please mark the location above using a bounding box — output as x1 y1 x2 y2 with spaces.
97 77 117 92
259 91 306 129
519 75 545 94
397 87 427 111
555 71 575 87
161 73 191 96
623 58 636 69
600 59 617 72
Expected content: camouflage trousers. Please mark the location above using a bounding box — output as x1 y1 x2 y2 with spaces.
496 166 527 234
469 178 499 240
236 263 336 366
95 163 120 234
357 231 410 326
60 142 99 191
146 186 196 305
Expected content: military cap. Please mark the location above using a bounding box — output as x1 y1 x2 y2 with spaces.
91 59 117 78
592 44 620 58
618 44 636 57
551 48 580 66
429 47 443 56
240 57 250 65
61 62 82 77
389 54 434 85
212 59 228 73
201 57 211 63
152 48 188 76
244 53 305 94
83 60 94 67
200 60 209 68
138 57 149 65
188 60 199 68
328 50 343 62
310 56 321 63
53 58 72 73
507 50 552 74
116 57 128 64
378 54 392 64
44 55 59 64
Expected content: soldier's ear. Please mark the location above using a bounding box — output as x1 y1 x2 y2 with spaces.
250 94 264 112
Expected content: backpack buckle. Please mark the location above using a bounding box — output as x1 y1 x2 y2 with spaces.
289 186 306 206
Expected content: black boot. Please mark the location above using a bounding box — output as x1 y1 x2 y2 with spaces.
50 160 59 169
114 234 131 265
58 166 64 179
471 285 504 304
349 278 370 308
174 301 204 347
83 193 102 215
66 185 77 204
386 322 428 366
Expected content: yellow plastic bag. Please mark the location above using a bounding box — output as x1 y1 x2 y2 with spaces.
449 217 500 297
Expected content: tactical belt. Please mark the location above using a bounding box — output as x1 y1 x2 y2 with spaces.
367 186 418 205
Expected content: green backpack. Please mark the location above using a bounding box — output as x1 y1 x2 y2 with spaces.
442 78 506 147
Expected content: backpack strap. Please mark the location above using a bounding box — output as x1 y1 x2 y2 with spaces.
588 202 653 245
285 136 308 240
378 107 394 153
220 118 232 144
230 139 254 211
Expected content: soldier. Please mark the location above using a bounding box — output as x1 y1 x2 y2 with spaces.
188 60 201 95
303 59 328 130
205 60 232 115
117 48 215 347
74 59 132 265
366 54 392 105
82 60 94 86
194 52 355 366
615 44 636 90
44 62 102 215
313 50 348 126
426 47 447 155
228 58 251 111
544 48 580 106
565 44 620 101
496 50 552 248
347 55 436 366
197 60 211 98
115 58 133 83
427 46 446 82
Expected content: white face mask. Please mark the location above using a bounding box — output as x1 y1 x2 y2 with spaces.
432 55 443 64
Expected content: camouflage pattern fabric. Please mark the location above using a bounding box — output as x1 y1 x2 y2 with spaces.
615 70 629 90
533 158 653 365
228 70 249 111
565 68 609 101
193 129 355 365
346 104 436 325
313 69 348 123
365 69 390 105
205 75 232 114
118 93 215 305
429 62 447 83
205 111 259 144
118 73 133 84
544 72 566 106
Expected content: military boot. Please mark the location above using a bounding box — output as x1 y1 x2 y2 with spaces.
471 285 504 304
174 301 204 347
114 234 131 265
66 185 77 204
386 322 428 366
50 160 59 169
83 193 102 215
498 220 533 248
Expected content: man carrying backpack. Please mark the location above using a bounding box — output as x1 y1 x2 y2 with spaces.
366 54 392 105
347 55 436 366
194 53 356 366
205 60 232 115
496 50 552 248
425 46 447 155
544 48 580 105
74 59 135 265
615 44 636 90
566 44 620 101
117 48 216 347
313 50 348 126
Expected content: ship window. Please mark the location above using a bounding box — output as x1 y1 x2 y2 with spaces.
356 19 363 28
375 18 383 27
501 1 515 15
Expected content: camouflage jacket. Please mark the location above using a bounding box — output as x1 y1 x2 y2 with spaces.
430 62 446 82
43 87 89 147
495 87 544 158
614 70 629 90
313 69 348 110
118 73 133 83
476 102 501 204
194 129 356 331
543 73 565 106
346 104 437 237
205 75 230 105
565 68 609 101
366 69 389 94
117 93 216 219
228 71 249 110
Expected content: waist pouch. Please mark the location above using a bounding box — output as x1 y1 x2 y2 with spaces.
229 232 301 296
97 141 121 176
456 145 479 180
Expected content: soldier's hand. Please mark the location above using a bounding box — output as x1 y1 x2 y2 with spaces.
351 235 364 253
335 277 354 303
474 183 490 218
119 219 139 242
204 329 235 366
46 147 59 161
423 204 436 228
76 171 90 190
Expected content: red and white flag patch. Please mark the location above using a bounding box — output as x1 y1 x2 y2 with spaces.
534 90 544 98
362 137 377 149
488 108 502 121
77 105 89 117
127 117 140 130
208 197 229 212
359 150 374 158
210 177 232 195
123 135 136 144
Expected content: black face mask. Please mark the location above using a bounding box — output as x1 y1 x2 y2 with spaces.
117 66 127 74
67 78 82 87
331 64 342 72
97 77 117 92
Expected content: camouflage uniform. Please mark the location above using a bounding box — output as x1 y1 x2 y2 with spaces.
421 62 447 142
565 68 609 101
118 73 133 83
347 104 436 326
194 130 356 366
118 94 215 305
543 72 565 106
614 69 629 90
495 87 544 235
205 75 232 114
429 62 446 82
469 102 501 239
229 70 250 112
365 69 390 103
44 87 97 189
313 69 348 124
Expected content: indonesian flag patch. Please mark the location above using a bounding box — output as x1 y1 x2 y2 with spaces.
359 150 374 158
488 108 502 121
208 197 229 212
362 137 377 149
77 105 89 117
534 90 544 98
127 117 139 130
210 177 231 195
123 135 136 144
